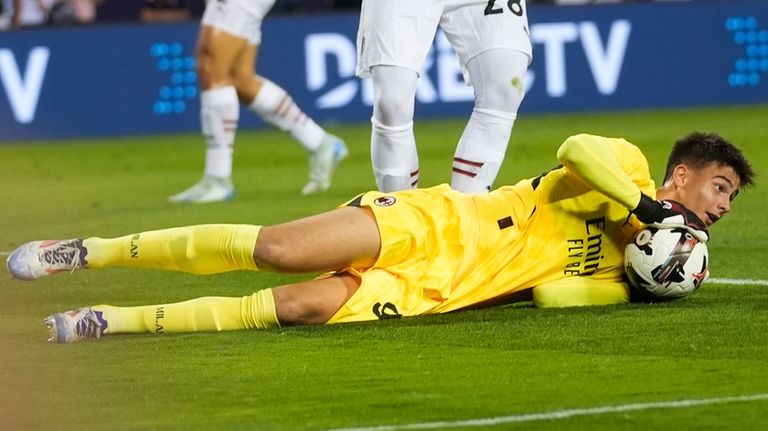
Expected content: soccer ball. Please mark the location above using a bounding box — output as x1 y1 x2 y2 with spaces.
624 227 709 299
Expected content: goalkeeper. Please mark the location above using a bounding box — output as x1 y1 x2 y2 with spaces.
7 133 754 343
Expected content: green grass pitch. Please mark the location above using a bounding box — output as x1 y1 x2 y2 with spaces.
1 105 767 430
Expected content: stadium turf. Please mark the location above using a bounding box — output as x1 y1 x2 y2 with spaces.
1 105 766 430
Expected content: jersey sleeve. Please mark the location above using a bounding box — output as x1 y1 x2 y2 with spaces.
532 278 630 308
556 133 655 210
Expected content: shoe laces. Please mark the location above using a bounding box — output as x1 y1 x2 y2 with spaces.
74 310 103 340
39 240 86 272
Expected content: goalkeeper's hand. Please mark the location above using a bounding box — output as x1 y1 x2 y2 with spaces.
632 195 709 242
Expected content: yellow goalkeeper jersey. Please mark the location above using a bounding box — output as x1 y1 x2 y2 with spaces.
442 134 656 311
329 134 657 323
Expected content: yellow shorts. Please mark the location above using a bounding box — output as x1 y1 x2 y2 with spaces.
327 185 475 324
325 181 632 323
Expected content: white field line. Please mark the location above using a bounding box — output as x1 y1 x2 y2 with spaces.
325 393 768 431
0 251 9 257
708 277 768 287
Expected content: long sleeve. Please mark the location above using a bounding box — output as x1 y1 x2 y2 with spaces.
556 133 654 210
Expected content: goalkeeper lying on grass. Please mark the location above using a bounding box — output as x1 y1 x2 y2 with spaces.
7 133 754 343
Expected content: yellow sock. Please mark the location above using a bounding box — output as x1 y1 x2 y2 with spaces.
83 224 261 274
94 289 280 334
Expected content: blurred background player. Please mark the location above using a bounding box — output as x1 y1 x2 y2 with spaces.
2 0 99 27
357 0 532 192
169 0 348 203
5 0 55 28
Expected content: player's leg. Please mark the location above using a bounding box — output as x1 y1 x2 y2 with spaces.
5 224 259 279
170 0 276 203
450 48 529 192
44 273 360 343
272 272 360 325
356 0 441 192
440 0 532 192
168 24 247 203
6 207 381 279
370 66 420 192
254 205 380 272
232 45 348 195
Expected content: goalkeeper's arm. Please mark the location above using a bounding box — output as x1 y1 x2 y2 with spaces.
557 134 708 241
556 133 648 210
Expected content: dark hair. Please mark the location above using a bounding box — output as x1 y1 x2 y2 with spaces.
663 132 756 189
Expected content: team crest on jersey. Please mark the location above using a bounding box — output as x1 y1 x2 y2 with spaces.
374 196 396 207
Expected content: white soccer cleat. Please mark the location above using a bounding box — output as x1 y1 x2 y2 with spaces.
302 134 348 195
44 307 107 344
168 176 235 203
6 239 87 281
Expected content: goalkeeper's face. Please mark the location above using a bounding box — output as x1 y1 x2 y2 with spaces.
670 162 741 227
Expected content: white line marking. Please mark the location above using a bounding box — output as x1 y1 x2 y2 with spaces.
0 251 9 257
708 277 768 287
325 393 768 431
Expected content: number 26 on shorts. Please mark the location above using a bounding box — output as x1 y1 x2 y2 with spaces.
484 0 524 17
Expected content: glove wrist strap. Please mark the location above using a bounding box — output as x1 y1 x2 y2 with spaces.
632 194 661 224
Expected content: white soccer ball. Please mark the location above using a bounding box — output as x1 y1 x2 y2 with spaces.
624 227 709 299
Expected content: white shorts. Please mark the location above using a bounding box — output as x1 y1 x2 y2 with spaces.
201 0 276 45
356 0 533 80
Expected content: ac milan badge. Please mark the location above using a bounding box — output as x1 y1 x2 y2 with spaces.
373 196 396 207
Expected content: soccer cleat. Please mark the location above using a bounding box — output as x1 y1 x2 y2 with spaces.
44 307 107 344
168 175 235 203
301 134 349 195
7 239 87 281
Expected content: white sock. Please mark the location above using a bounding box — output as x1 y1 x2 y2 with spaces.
451 108 517 193
371 118 419 192
201 86 239 179
452 48 529 193
249 78 325 151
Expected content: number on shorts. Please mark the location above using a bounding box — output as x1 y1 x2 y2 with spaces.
484 0 524 17
373 302 402 320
